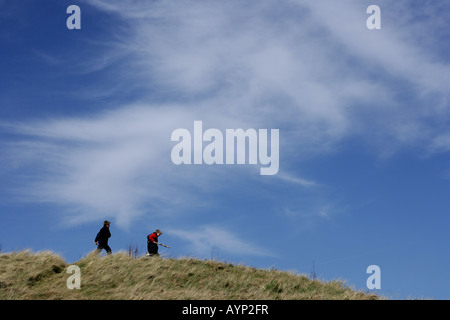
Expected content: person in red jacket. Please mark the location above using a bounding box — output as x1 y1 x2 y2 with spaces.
147 229 163 256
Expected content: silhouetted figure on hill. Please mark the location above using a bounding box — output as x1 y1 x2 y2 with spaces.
95 220 112 255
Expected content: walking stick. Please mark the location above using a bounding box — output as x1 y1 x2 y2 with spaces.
155 242 170 248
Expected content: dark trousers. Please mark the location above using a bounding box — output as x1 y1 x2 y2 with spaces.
97 243 112 255
147 242 159 256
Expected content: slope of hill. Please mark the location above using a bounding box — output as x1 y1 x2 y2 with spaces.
0 250 381 300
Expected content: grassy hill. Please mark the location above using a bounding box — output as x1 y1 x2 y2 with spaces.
0 250 381 300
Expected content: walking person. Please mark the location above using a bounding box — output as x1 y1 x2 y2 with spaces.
95 220 112 255
147 229 163 256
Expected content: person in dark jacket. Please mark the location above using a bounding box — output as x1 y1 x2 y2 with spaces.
95 220 112 255
147 229 162 256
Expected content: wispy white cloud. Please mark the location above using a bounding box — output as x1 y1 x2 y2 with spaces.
430 132 450 154
2 105 239 226
274 172 319 187
83 0 450 147
2 0 450 229
170 225 274 258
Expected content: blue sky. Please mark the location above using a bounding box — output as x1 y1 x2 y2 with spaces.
0 0 449 299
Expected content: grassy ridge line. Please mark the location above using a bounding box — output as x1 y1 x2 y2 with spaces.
0 250 381 300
